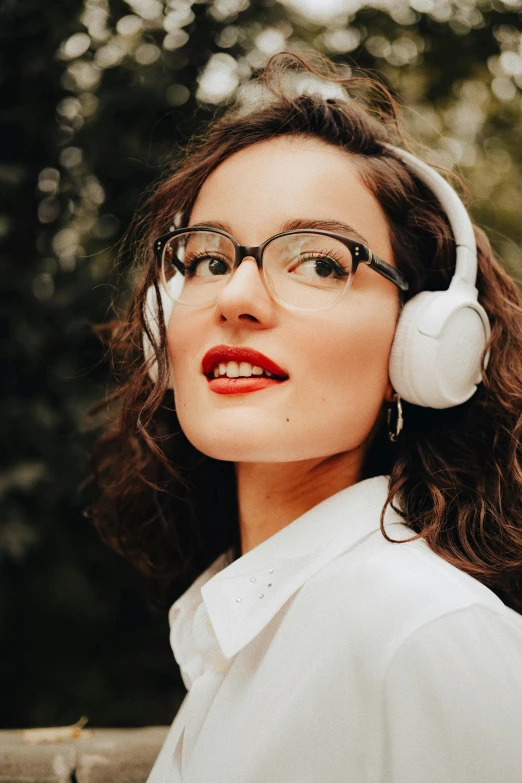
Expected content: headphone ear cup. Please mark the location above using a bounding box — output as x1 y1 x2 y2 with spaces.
390 288 489 408
142 283 175 388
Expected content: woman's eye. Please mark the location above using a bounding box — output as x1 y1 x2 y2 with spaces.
291 254 347 281
186 255 231 277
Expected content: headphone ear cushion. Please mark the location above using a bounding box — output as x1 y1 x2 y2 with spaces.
390 289 489 408
142 284 175 387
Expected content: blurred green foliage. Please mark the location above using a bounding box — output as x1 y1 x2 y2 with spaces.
1 0 521 729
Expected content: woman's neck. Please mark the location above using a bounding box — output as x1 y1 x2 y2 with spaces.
235 450 363 556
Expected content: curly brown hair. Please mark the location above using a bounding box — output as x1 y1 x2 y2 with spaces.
90 51 522 612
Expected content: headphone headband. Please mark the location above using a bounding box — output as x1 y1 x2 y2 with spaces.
385 145 478 288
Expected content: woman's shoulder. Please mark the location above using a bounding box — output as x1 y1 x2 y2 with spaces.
363 520 505 610
297 518 520 663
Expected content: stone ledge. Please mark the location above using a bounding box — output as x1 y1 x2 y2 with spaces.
0 727 169 783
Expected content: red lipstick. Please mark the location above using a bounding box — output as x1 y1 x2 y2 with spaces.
202 345 288 395
202 346 288 377
207 377 283 394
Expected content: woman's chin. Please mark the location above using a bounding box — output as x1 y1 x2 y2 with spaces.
177 408 290 461
181 428 300 463
185 435 287 463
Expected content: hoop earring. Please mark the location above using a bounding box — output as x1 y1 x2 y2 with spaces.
387 393 404 442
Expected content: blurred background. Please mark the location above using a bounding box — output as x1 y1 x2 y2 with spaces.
1 0 522 730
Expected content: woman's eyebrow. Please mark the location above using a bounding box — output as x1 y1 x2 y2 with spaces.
190 218 369 246
280 218 369 245
190 219 232 233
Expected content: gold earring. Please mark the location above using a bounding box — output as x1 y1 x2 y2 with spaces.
387 393 403 442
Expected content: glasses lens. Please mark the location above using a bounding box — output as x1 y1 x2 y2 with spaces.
161 230 235 305
263 232 354 310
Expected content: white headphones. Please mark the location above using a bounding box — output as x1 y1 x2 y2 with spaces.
386 146 490 408
143 278 178 388
143 146 491 409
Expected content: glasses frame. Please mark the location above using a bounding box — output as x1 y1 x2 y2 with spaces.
152 226 409 309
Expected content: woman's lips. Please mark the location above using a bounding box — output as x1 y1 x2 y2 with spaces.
202 345 288 378
207 377 284 395
202 346 289 395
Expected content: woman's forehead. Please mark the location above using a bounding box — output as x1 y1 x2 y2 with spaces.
189 136 393 259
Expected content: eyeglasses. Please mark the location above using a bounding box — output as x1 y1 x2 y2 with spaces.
153 226 409 312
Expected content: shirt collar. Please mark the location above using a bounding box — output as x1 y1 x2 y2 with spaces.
170 475 405 663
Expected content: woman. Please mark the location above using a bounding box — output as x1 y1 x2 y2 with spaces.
92 53 522 782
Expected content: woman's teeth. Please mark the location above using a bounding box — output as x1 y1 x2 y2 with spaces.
213 361 273 379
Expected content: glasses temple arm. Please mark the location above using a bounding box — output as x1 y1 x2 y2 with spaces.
367 253 409 292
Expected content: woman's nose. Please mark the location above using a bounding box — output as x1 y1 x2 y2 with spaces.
215 256 275 324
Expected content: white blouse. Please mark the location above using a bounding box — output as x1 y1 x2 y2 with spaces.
147 475 522 783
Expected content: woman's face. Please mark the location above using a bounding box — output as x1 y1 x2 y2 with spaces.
167 136 400 465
